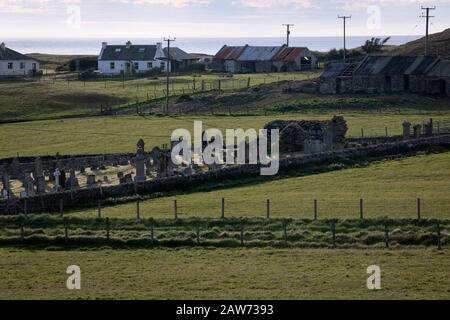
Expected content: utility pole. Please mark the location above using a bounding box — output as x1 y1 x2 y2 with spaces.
420 6 436 56
282 24 294 47
338 15 351 62
164 37 176 115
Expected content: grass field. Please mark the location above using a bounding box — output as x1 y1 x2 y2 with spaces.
0 247 448 300
0 72 317 122
1 112 450 158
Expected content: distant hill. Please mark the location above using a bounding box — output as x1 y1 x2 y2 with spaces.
389 28 450 58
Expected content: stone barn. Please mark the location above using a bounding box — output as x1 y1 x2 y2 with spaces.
406 56 440 93
273 47 318 72
319 63 351 94
426 60 450 96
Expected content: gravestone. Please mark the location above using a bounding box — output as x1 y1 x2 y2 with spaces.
24 173 35 197
134 139 147 183
403 121 411 140
60 170 67 190
1 173 11 199
86 175 96 188
69 169 79 189
413 124 422 139
34 157 46 194
53 168 62 192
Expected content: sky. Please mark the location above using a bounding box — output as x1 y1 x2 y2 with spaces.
0 0 449 38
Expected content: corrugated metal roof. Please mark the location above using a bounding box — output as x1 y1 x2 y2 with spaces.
0 44 36 61
427 60 450 77
99 44 157 61
320 63 351 79
275 47 308 62
405 56 439 75
380 56 419 75
214 46 246 60
237 46 284 61
353 56 393 76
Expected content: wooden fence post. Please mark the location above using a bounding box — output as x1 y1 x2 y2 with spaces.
331 221 336 248
417 198 421 220
20 223 24 242
97 200 101 218
196 223 200 244
384 223 389 248
64 217 69 243
240 221 244 246
150 219 154 244
174 200 178 220
247 77 251 88
360 199 364 220
385 127 389 137
266 199 271 219
437 223 442 250
136 200 140 220
283 220 288 247
361 128 365 138
106 218 110 241
314 199 318 220
221 198 225 219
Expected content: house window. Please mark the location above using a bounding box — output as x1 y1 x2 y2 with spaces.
20 62 25 69
110 62 115 70
7 62 13 69
134 62 139 70
115 48 122 53
147 62 153 69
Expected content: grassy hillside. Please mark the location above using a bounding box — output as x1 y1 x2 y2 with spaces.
390 28 450 58
27 53 97 72
0 248 448 300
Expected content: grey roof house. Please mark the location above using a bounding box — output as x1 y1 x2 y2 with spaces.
0 42 40 77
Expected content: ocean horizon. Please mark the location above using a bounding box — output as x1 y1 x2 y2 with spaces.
2 36 421 56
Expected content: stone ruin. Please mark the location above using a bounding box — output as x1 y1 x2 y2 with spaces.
264 116 348 153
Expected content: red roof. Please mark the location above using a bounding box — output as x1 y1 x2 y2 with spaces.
214 46 246 60
275 47 308 62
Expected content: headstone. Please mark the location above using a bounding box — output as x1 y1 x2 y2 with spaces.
86 175 96 188
53 168 62 192
1 173 11 198
24 173 35 196
134 139 146 183
413 124 422 139
403 121 411 140
69 169 79 189
34 157 46 194
60 170 67 190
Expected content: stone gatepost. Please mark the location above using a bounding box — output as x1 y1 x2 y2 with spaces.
34 157 46 194
403 121 411 140
134 139 147 183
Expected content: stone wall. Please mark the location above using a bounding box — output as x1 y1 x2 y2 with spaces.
1 134 450 215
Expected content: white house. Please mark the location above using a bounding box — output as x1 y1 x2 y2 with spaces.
0 42 40 77
98 41 169 75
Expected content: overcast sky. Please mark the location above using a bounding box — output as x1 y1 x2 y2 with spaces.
1 0 449 38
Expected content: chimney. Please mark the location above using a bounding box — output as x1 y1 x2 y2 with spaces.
126 41 132 49
156 42 162 51
0 42 5 51
102 42 108 50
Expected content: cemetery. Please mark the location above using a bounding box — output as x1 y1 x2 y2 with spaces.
0 117 448 215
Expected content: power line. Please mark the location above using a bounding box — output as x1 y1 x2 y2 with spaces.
420 6 436 56
338 15 352 62
282 24 294 47
164 37 176 115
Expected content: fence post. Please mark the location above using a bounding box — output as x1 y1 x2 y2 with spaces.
283 220 288 247
106 217 110 241
136 200 140 220
247 77 251 88
221 198 225 219
97 200 101 218
196 223 200 244
437 223 442 250
361 128 365 138
384 223 389 248
266 199 271 219
360 199 364 220
417 198 421 220
240 221 244 246
385 127 389 137
20 222 24 242
218 80 221 92
64 217 69 243
331 221 336 248
314 199 318 220
173 200 178 220
150 219 154 244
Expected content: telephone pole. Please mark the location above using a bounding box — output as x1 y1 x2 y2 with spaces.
164 37 176 115
338 15 351 62
282 24 294 47
420 6 436 56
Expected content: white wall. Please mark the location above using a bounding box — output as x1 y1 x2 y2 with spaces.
0 60 39 76
98 59 169 75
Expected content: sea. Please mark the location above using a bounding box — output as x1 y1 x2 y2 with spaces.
2 36 420 56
